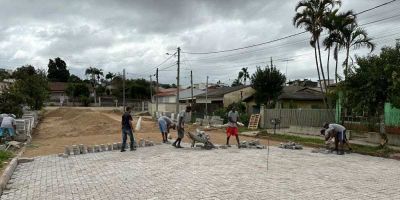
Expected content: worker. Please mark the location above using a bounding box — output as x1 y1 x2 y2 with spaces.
226 106 241 148
321 122 352 155
0 114 17 138
172 106 191 148
121 106 135 152
158 116 176 143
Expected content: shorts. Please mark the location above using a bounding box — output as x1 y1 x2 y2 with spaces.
337 130 347 142
158 119 167 133
0 128 15 137
226 127 238 137
177 128 184 139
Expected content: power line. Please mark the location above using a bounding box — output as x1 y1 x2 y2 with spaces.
355 0 398 15
181 0 398 55
182 31 308 55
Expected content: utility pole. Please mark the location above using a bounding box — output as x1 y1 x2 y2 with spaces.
149 75 153 103
190 70 194 106
270 57 273 67
176 47 181 116
123 69 126 112
156 68 159 113
205 76 209 118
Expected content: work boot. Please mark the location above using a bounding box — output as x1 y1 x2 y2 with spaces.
176 145 183 148
172 142 177 147
120 149 126 152
130 148 136 151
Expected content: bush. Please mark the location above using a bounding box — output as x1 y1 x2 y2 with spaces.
80 96 91 107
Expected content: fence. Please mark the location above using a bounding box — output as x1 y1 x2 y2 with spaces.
261 108 335 129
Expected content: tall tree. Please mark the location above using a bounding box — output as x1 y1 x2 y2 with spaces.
323 10 355 83
12 66 49 110
250 65 286 108
238 67 250 85
340 23 375 78
343 42 400 147
85 67 103 104
293 0 341 108
47 57 70 82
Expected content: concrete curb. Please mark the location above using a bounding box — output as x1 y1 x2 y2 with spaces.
0 146 27 195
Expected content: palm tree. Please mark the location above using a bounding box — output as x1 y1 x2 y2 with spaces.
323 10 356 83
238 67 250 85
340 23 375 78
293 0 341 108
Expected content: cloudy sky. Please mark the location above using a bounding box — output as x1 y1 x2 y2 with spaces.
0 0 399 86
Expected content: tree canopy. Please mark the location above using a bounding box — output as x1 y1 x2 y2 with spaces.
47 57 70 82
251 66 286 107
343 42 400 146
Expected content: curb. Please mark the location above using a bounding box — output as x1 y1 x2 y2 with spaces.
0 146 27 195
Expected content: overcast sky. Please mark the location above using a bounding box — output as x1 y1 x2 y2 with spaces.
0 0 399 86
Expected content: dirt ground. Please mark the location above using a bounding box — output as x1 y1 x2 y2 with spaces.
24 107 279 157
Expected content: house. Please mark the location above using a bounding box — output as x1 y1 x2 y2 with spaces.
277 86 324 109
48 82 69 104
154 88 180 103
154 88 206 103
244 86 325 113
195 85 255 112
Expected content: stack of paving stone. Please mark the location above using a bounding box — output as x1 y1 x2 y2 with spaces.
60 140 157 158
279 141 303 150
239 139 265 149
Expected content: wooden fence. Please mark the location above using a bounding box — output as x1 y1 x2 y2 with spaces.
262 108 335 128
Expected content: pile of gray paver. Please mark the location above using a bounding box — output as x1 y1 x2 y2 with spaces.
279 141 303 150
239 139 266 149
61 139 156 158
15 111 40 141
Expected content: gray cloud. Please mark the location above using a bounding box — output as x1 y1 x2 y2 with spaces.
0 0 399 85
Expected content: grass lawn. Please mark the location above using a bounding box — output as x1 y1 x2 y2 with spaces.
0 150 14 168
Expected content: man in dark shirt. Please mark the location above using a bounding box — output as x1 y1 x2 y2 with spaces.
121 106 135 152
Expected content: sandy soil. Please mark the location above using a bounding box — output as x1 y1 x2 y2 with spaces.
24 107 279 157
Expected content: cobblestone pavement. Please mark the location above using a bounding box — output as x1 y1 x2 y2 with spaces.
2 144 400 200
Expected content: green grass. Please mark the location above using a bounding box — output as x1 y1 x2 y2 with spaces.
0 150 14 168
257 131 400 158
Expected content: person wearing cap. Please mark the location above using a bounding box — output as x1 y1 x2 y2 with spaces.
321 123 352 155
158 116 176 143
0 114 16 138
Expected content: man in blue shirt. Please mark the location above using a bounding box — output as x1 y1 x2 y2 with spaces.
121 106 135 152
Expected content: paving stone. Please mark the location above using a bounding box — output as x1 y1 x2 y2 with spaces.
2 145 399 199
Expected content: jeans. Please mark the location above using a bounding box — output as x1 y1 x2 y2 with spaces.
122 128 135 149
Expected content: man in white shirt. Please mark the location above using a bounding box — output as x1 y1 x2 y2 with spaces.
226 107 240 148
172 106 191 148
0 114 16 137
322 123 352 155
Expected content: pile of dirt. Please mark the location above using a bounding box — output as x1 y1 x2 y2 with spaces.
35 108 120 139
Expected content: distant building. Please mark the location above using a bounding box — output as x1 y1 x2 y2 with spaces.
287 79 318 87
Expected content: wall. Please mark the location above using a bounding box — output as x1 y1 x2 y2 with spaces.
158 96 176 103
223 87 255 107
148 102 189 117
